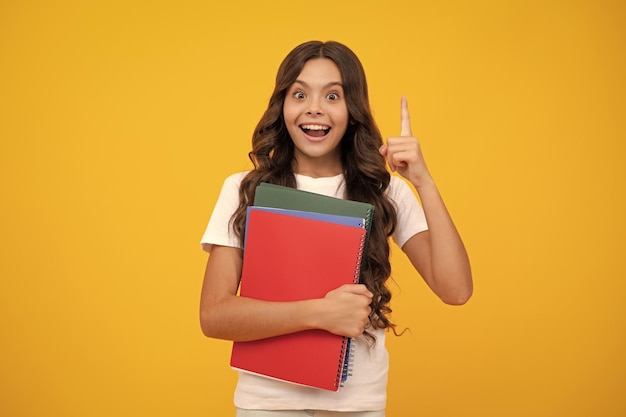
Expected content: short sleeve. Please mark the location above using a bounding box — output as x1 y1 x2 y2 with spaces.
200 172 248 252
388 176 429 248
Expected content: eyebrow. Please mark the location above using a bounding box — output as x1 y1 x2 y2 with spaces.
293 80 344 89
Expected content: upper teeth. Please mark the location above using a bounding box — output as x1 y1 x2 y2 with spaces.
302 125 328 130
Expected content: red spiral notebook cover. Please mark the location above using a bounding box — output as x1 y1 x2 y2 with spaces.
230 207 366 391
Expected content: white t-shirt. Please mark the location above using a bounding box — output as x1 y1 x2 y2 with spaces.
201 172 428 411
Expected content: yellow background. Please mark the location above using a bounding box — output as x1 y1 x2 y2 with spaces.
1 0 624 415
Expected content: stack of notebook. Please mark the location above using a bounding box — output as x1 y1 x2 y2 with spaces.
230 183 374 391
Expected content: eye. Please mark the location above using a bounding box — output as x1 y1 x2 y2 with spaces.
327 92 340 100
293 91 306 99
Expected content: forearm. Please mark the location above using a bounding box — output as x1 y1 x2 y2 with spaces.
201 295 324 342
200 246 372 342
414 178 473 304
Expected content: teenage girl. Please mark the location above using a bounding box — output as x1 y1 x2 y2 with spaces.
200 40 473 417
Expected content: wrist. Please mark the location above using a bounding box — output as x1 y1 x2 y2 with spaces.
411 172 435 191
301 298 326 331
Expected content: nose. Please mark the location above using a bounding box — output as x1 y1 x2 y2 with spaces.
306 96 323 115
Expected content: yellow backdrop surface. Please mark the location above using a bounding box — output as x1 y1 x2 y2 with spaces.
1 0 624 416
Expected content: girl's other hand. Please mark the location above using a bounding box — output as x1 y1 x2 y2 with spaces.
317 284 373 338
379 97 433 189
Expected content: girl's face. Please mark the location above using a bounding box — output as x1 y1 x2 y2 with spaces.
283 58 349 176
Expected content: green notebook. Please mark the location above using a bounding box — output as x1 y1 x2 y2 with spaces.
253 182 375 240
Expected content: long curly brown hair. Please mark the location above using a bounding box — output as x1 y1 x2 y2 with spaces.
231 41 399 334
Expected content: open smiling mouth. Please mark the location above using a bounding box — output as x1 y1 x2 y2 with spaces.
300 124 330 138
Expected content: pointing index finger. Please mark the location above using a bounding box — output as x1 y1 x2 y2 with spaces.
400 96 412 137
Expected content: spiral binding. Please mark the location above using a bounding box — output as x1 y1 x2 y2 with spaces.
338 338 356 387
357 207 373 284
334 223 368 388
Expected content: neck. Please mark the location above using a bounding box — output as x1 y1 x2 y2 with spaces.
293 154 342 179
293 162 342 179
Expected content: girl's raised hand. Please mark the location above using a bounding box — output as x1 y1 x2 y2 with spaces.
379 97 433 189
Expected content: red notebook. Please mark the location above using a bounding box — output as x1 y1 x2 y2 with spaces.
230 207 367 391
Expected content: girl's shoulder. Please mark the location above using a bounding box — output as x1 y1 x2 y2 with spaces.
213 171 251 203
387 175 415 201
223 171 251 184
219 171 251 190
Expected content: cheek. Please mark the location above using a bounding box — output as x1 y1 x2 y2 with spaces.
282 107 299 138
334 107 350 128
334 102 349 122
282 105 297 125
